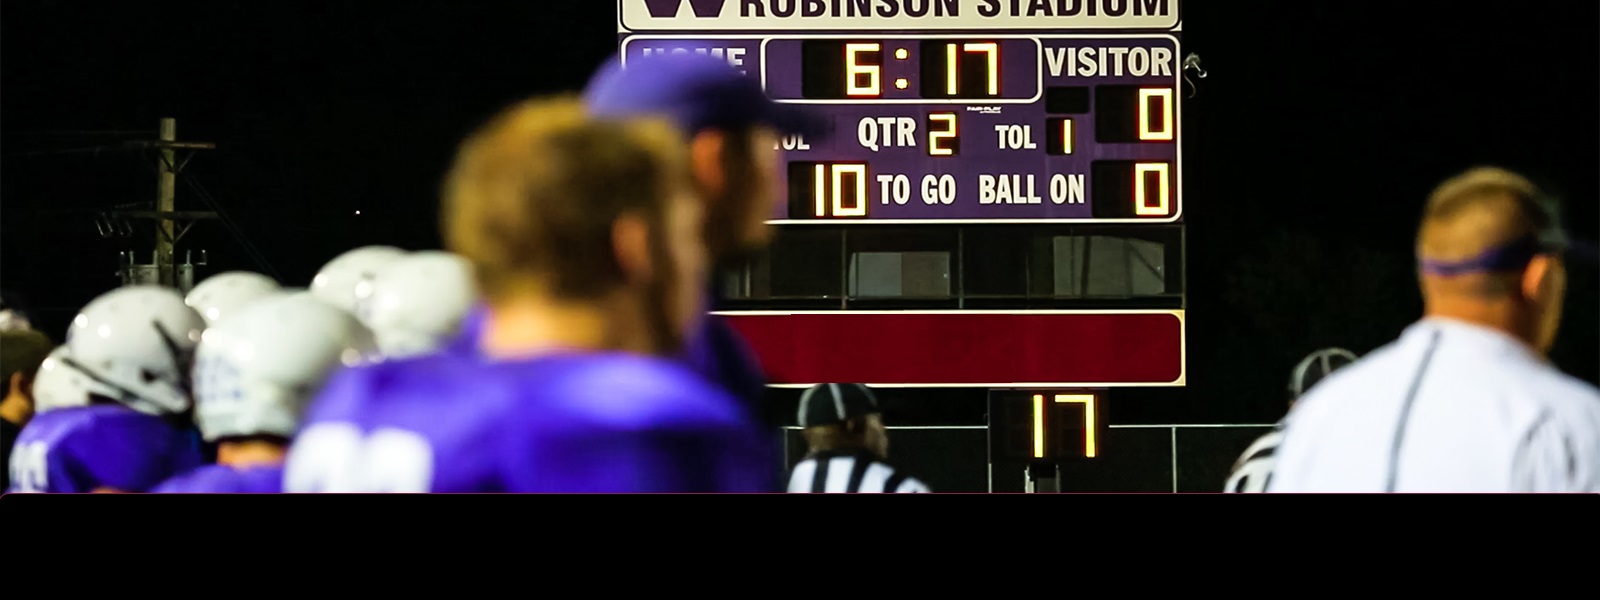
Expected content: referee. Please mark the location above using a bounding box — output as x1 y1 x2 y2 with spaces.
787 383 931 493
1224 347 1358 493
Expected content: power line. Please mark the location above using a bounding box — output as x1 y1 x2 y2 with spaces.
182 175 282 281
5 130 158 136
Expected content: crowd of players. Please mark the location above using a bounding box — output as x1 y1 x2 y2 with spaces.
0 51 930 494
3 48 1599 494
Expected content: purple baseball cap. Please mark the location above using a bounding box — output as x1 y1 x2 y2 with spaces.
583 51 830 140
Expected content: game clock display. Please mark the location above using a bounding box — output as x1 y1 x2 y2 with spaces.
796 39 1023 100
620 33 1182 224
988 391 1107 462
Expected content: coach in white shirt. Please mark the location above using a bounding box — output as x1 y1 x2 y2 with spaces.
1268 166 1600 493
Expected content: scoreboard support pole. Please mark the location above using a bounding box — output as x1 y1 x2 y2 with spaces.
1025 462 1060 493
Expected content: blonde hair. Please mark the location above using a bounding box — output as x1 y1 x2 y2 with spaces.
440 95 692 302
1419 167 1549 247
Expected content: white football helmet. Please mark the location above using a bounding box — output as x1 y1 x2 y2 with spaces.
0 309 31 332
63 285 206 417
191 293 380 442
356 250 479 359
30 346 118 413
185 271 282 326
310 246 407 315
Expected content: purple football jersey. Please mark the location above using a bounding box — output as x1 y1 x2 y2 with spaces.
150 463 284 494
450 303 767 411
440 304 488 358
6 404 204 493
443 302 782 490
282 351 773 493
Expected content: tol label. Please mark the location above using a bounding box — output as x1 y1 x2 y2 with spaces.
776 134 812 151
996 125 1037 150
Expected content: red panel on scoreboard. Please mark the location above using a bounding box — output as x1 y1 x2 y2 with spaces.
714 310 1185 387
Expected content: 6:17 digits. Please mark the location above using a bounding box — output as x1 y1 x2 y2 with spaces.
844 41 999 98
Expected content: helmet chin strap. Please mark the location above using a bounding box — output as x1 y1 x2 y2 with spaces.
57 354 156 414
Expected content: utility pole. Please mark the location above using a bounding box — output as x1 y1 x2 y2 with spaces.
157 118 178 286
108 118 217 292
22 119 268 294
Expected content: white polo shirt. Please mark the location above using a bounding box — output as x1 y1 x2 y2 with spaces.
1267 317 1600 493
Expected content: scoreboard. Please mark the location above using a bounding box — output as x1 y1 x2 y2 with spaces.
616 0 1188 390
616 0 1187 388
617 0 1183 224
618 0 1189 490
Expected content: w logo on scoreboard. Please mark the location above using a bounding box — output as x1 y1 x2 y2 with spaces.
642 0 728 18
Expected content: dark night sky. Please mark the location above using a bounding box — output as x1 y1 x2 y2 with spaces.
3 0 1596 424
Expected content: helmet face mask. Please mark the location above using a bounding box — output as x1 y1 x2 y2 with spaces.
1288 347 1360 403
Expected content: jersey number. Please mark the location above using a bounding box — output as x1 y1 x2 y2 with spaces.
283 423 435 493
8 441 49 493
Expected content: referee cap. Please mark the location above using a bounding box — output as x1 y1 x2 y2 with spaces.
1289 347 1359 398
798 383 880 428
583 51 830 140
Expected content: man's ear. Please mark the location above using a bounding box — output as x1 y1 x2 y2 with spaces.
689 130 727 199
612 213 654 285
8 372 24 399
1522 254 1552 302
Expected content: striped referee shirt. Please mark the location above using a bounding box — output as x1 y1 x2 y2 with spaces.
787 449 930 493
1224 424 1284 493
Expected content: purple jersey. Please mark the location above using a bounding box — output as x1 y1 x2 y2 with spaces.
444 303 781 489
450 304 767 412
282 351 773 493
150 463 284 494
6 404 204 493
441 304 488 358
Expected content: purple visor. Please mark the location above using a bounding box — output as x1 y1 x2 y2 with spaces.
1420 233 1597 276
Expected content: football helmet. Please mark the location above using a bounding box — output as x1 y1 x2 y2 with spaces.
357 250 478 359
310 246 407 315
185 271 282 326
191 293 380 441
1289 347 1360 400
62 285 206 416
30 346 117 413
0 309 31 332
